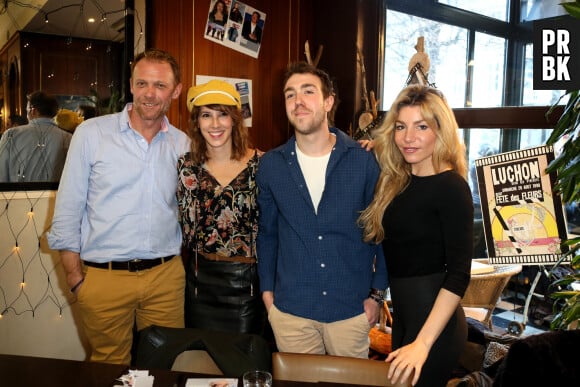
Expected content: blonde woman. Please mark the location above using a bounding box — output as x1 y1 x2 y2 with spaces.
360 85 473 386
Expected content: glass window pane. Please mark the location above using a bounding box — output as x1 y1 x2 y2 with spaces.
469 33 506 107
438 0 509 21
521 0 568 22
522 44 567 106
465 129 501 220
383 10 468 109
519 128 552 149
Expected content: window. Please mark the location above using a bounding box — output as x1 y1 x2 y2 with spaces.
382 0 567 229
521 0 569 22
438 0 510 21
382 10 468 109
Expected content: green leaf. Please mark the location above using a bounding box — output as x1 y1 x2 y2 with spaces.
562 2 580 19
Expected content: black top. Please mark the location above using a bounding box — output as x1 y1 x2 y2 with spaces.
382 170 473 297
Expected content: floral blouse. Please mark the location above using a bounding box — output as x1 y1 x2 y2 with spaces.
177 151 259 258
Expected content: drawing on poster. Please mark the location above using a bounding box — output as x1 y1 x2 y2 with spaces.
195 74 253 128
204 0 266 59
476 145 569 265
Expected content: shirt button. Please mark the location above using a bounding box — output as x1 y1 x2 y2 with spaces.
322 291 327 296
320 263 325 268
318 235 323 240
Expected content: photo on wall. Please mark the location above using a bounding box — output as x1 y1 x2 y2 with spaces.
204 0 266 59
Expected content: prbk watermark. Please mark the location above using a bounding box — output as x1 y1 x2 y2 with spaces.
533 17 580 90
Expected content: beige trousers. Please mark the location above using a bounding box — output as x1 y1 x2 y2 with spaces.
268 304 371 358
76 257 185 365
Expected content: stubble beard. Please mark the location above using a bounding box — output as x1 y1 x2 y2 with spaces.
134 98 171 122
290 111 326 136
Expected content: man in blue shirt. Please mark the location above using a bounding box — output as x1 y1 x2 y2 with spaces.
0 91 71 182
256 62 387 358
47 49 190 365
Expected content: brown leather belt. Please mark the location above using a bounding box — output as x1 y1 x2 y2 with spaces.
200 252 256 264
83 255 175 272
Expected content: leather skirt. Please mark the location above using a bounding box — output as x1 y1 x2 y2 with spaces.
184 251 266 335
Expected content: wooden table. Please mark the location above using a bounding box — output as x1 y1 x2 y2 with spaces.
0 354 376 387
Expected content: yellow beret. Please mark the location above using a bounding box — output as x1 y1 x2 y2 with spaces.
187 79 241 112
54 109 83 132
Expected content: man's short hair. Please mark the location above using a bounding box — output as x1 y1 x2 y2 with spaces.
27 91 59 117
131 48 181 85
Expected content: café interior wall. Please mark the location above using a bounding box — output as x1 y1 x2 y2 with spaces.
0 191 88 360
0 0 382 360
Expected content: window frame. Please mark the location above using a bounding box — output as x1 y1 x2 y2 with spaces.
382 0 562 152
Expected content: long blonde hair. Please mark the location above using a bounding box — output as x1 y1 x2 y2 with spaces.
359 85 467 243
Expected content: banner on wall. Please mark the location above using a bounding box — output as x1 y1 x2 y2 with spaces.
204 0 266 59
475 145 570 265
196 74 253 127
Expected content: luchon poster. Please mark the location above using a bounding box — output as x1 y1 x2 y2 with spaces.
476 145 569 265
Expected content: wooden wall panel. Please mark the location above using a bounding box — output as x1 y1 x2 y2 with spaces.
148 0 311 151
0 31 122 128
20 33 122 101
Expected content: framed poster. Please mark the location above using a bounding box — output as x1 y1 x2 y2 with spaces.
476 145 569 265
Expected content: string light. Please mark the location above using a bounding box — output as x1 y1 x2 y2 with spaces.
3 0 143 52
1 191 71 319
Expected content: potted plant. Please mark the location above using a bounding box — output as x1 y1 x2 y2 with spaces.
544 1 580 331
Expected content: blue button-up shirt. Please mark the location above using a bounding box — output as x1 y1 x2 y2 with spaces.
256 128 387 323
47 104 190 262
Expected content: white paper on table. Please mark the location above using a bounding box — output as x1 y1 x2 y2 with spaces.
185 378 238 387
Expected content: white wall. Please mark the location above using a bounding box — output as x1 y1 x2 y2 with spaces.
0 190 88 360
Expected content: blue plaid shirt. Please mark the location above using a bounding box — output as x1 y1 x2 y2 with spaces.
257 128 387 323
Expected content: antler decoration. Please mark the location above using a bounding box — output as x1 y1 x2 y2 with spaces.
304 40 324 68
354 46 380 140
406 36 434 87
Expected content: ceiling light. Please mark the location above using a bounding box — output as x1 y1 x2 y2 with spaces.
88 18 95 23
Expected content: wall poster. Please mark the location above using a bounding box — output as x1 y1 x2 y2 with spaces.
204 0 266 58
476 145 570 265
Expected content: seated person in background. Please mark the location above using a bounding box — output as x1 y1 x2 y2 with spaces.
55 109 83 133
8 114 28 128
77 104 97 120
1 115 28 139
0 91 72 182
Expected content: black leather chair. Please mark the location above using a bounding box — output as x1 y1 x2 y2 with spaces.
133 325 271 377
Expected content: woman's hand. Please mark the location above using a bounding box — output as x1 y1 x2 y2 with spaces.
358 139 374 151
385 340 428 386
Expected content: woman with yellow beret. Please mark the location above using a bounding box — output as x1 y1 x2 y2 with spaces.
177 80 266 335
